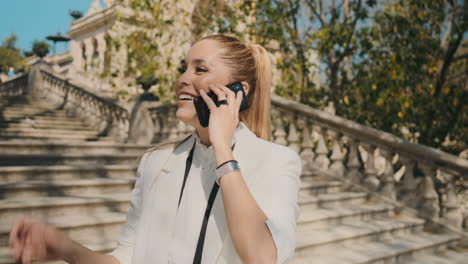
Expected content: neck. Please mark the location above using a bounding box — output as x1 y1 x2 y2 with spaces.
196 126 211 147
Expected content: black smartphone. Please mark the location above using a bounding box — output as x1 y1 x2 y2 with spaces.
193 82 249 127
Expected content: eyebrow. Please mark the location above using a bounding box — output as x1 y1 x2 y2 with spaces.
180 59 208 65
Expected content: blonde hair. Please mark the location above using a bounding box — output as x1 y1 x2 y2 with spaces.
202 35 272 141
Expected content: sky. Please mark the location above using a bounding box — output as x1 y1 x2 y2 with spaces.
0 0 99 54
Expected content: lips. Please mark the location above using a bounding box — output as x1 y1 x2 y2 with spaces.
177 91 198 103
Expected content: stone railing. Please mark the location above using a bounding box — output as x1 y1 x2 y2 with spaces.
140 93 468 234
270 94 468 233
0 74 28 99
146 104 194 143
39 69 129 140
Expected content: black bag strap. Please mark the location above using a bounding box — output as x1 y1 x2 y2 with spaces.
177 137 235 264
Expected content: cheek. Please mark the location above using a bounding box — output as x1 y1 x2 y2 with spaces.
193 75 229 92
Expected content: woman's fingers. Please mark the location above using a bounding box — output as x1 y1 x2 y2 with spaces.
22 231 33 264
218 85 237 109
9 218 23 258
30 223 45 260
199 89 217 110
208 84 227 104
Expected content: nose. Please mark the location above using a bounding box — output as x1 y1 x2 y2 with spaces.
177 71 192 88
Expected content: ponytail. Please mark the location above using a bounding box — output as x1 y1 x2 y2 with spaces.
241 43 272 141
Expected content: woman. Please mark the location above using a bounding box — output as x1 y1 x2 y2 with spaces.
9 34 302 264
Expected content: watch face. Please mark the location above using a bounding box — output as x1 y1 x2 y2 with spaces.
232 162 240 170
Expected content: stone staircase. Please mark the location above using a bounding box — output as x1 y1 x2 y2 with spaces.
0 98 148 264
288 172 468 263
0 96 467 264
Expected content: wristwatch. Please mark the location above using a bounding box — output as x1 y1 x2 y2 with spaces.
215 160 240 185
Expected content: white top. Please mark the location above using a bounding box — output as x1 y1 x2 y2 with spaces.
107 122 302 264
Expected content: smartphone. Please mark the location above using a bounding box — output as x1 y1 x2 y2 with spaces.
193 82 249 127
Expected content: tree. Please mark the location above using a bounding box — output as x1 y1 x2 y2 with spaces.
32 41 50 58
253 0 467 153
345 0 467 152
110 0 467 153
0 34 26 74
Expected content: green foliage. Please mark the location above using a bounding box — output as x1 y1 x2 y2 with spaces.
32 41 50 58
0 34 26 74
253 0 467 153
116 0 467 153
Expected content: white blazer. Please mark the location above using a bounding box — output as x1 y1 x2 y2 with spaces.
108 121 302 264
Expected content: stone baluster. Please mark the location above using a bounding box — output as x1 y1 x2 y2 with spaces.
286 112 300 153
272 109 287 146
439 170 463 229
380 148 396 200
160 108 171 141
398 157 418 207
418 162 440 219
298 118 315 177
362 144 379 191
346 139 363 184
313 125 330 170
151 112 163 142
329 130 346 177
168 109 179 141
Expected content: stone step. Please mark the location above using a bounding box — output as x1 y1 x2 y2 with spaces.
2 105 67 112
1 113 76 122
0 122 94 131
0 239 116 264
0 153 140 166
0 164 137 182
0 127 98 135
0 211 126 248
0 105 50 113
0 178 136 199
295 217 425 256
288 233 460 264
3 103 48 109
0 115 83 123
0 135 113 143
0 193 130 226
0 109 70 118
297 203 395 229
299 179 344 196
407 249 468 264
299 192 369 209
0 133 103 142
0 119 87 127
0 141 149 155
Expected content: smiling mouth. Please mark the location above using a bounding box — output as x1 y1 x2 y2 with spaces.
178 93 197 101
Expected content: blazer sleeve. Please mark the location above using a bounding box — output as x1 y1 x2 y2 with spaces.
253 148 302 264
106 152 149 264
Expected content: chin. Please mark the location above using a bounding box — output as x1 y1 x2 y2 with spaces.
176 108 198 127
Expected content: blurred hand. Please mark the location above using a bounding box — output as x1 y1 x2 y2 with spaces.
9 217 70 264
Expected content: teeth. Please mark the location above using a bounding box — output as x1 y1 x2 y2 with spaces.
179 94 195 100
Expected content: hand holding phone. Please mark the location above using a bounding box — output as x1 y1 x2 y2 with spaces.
193 82 249 127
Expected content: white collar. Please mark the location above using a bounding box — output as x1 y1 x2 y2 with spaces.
192 121 247 167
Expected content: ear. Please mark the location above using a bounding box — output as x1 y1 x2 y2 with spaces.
240 81 250 96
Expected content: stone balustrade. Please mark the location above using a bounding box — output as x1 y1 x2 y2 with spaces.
0 74 28 99
270 94 468 233
142 93 468 234
146 103 194 143
40 69 129 141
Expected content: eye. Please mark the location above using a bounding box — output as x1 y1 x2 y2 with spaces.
196 67 208 73
178 67 186 73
